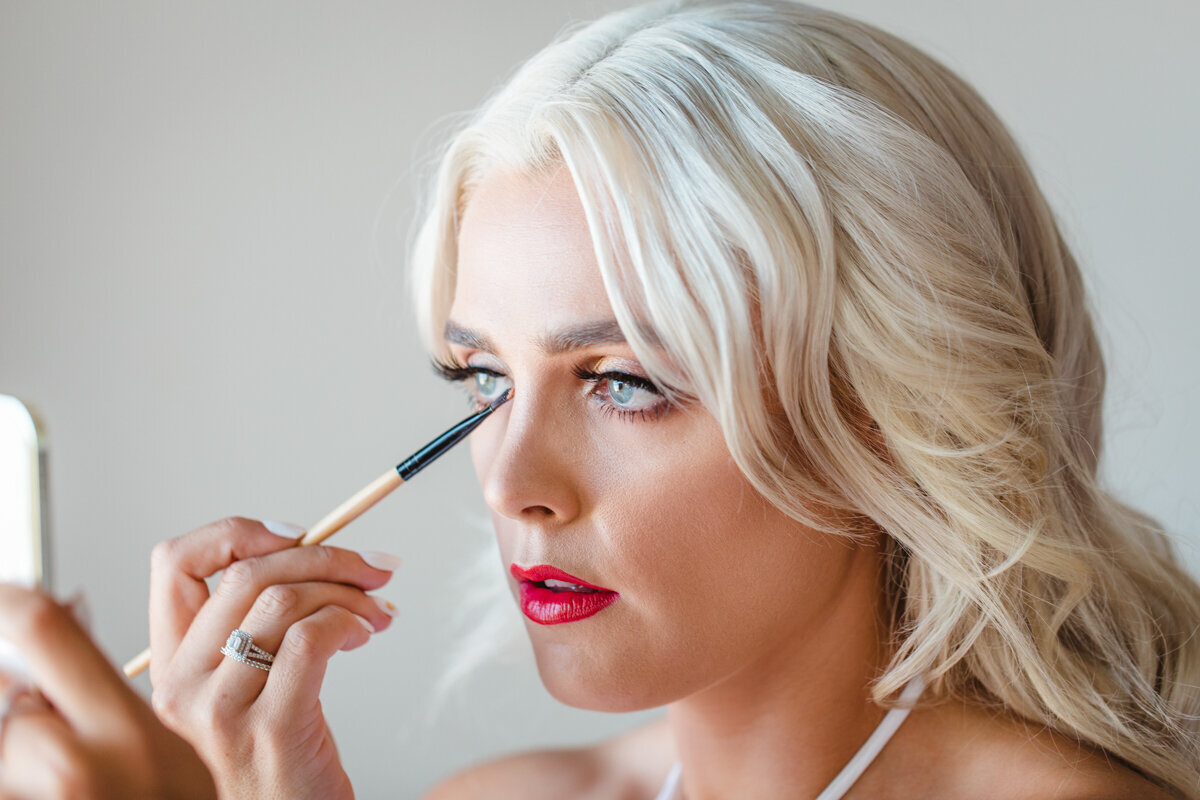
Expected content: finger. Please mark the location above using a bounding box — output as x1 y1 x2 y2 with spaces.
256 606 374 725
148 518 298 681
0 585 138 740
239 583 395 654
208 583 393 705
0 670 36 706
0 679 49 753
0 705 97 800
169 547 395 682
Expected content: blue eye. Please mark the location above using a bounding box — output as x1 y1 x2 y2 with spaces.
572 366 668 421
603 376 659 413
608 377 638 407
432 360 511 407
475 371 497 397
472 370 510 402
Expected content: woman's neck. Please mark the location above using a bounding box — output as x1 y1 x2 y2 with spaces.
665 541 891 799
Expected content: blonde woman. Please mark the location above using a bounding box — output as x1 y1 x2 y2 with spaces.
1 1 1197 798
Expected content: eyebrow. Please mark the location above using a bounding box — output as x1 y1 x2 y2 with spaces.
443 318 629 355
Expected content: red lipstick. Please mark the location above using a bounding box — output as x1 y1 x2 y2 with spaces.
510 564 619 625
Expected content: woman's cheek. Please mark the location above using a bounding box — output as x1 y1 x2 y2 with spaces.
468 427 499 485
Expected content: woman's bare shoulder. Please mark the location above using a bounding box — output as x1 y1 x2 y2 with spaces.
874 699 1179 800
423 716 675 800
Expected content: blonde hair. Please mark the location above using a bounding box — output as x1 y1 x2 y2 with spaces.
411 0 1200 793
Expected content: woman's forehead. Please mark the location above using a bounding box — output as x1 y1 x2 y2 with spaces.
452 169 614 327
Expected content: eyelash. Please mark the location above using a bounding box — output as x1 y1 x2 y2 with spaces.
432 359 499 384
431 359 670 422
431 360 505 412
570 366 667 422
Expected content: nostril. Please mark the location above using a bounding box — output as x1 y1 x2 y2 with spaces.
482 443 582 522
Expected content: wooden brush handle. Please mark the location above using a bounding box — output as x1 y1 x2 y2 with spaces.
121 467 405 678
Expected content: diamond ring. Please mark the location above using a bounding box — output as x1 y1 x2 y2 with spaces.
219 629 275 672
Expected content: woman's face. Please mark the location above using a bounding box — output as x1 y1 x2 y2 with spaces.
446 168 871 711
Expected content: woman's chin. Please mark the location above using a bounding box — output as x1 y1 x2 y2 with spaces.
530 640 674 713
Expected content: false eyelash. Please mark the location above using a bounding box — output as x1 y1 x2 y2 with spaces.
573 365 672 423
432 358 505 383
434 359 670 421
597 402 670 423
570 365 663 395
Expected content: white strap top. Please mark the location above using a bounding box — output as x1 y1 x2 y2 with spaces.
652 676 925 800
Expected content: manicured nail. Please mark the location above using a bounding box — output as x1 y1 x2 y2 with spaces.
372 596 398 617
358 551 403 571
352 614 375 633
261 520 306 538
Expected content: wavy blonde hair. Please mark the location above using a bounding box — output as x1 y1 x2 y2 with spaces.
410 0 1200 793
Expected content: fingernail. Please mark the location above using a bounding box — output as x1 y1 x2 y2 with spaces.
352 614 375 634
358 551 403 571
372 596 397 617
262 520 307 538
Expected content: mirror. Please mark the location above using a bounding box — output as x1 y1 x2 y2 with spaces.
0 395 50 677
0 394 48 589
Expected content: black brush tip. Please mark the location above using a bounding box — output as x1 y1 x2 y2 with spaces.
488 387 514 411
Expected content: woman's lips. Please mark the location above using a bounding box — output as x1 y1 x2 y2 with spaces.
510 564 619 625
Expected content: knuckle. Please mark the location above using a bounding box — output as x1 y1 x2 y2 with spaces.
285 617 329 659
153 684 230 743
216 515 254 533
257 584 300 619
149 538 178 573
150 515 260 575
150 685 181 724
218 558 259 594
13 591 69 643
201 688 238 729
310 544 337 569
210 515 259 547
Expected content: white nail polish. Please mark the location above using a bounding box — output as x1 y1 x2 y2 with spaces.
261 520 307 538
372 596 398 617
353 614 376 633
358 551 403 571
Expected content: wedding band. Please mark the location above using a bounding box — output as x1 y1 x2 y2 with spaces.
220 629 275 672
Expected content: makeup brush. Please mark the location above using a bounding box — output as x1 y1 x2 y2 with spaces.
121 388 512 678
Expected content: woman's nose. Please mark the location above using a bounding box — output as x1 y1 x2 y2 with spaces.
477 395 582 524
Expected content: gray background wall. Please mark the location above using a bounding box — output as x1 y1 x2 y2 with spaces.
2 1 1197 797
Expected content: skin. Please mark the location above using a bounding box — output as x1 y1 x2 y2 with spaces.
0 523 402 800
442 166 896 797
0 171 1174 798
0 584 215 800
427 167 1176 800
143 518 399 799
